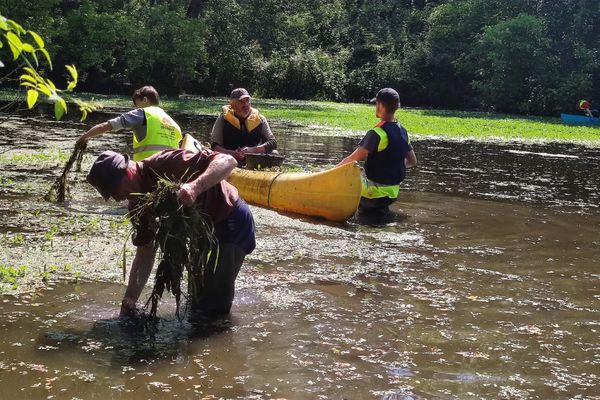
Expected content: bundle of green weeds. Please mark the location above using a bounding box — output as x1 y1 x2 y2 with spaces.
44 142 87 202
128 177 217 320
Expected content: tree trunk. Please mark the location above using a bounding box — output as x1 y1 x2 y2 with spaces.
187 0 205 18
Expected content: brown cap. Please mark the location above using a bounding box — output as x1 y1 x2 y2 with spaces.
86 151 129 201
230 88 251 100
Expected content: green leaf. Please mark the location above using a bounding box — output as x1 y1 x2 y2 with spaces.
37 84 52 97
46 79 57 90
19 81 37 89
80 109 88 122
7 19 25 34
66 64 78 82
20 74 37 83
22 43 34 53
6 31 23 60
31 51 38 66
0 16 8 31
67 81 77 92
39 48 52 70
54 99 66 120
23 66 37 76
28 30 44 48
26 89 39 109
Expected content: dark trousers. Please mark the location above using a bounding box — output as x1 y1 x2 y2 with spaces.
188 242 246 317
188 198 255 318
357 196 395 224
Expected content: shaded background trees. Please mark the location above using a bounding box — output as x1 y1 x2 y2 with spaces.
1 0 598 115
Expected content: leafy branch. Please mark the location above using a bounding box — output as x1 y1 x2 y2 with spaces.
0 13 99 121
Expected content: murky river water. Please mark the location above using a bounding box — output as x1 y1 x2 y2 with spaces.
0 109 599 399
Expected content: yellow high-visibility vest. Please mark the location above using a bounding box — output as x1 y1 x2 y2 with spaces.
132 106 182 161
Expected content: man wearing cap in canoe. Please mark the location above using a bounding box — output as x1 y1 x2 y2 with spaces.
210 88 277 164
86 148 256 319
337 88 417 223
77 86 182 161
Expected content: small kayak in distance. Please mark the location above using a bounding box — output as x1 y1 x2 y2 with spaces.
560 113 600 126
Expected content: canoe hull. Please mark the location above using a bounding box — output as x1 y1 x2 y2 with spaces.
228 163 362 222
560 113 600 126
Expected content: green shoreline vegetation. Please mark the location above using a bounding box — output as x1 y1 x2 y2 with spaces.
2 89 599 143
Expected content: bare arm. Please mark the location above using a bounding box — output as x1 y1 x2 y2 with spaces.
120 241 155 317
336 146 369 167
240 143 268 154
405 149 417 168
177 153 237 207
77 121 112 146
212 143 244 160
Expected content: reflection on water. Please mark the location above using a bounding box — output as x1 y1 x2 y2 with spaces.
0 112 599 398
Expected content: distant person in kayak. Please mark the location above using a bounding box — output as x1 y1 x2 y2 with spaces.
337 88 417 223
86 148 256 319
210 88 277 164
578 100 598 118
77 86 182 161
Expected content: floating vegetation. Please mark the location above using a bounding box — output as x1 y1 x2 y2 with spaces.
128 177 217 321
44 142 87 202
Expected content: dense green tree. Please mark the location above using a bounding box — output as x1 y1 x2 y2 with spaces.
471 14 558 113
1 0 598 115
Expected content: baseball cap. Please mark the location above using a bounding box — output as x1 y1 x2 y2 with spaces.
370 88 400 109
230 88 251 100
86 151 129 200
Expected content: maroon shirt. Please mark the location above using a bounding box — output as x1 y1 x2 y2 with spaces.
129 148 238 246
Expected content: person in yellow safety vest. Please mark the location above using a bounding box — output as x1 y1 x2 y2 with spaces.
77 86 182 161
337 88 417 224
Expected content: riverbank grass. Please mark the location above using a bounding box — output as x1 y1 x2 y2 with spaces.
2 89 599 142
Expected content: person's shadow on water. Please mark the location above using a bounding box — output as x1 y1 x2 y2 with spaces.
37 312 234 366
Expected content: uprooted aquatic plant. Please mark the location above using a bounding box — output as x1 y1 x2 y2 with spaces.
44 142 86 202
127 177 218 321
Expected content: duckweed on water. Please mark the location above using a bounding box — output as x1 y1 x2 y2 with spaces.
0 265 28 288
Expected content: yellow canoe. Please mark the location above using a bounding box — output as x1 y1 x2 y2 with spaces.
180 134 362 222
228 163 362 221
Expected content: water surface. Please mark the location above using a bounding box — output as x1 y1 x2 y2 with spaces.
0 111 598 399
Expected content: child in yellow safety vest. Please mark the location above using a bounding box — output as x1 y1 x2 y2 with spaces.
77 86 182 161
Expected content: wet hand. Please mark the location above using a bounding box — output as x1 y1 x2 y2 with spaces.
178 182 198 207
76 136 89 147
234 148 246 160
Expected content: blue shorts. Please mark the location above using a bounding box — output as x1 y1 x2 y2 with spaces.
214 198 256 255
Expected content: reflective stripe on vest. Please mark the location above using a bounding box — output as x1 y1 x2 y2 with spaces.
372 126 411 152
361 175 400 199
132 106 182 161
373 127 389 152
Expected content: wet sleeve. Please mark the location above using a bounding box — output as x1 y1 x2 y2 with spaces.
358 130 380 155
108 109 146 132
210 114 225 149
259 116 277 152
